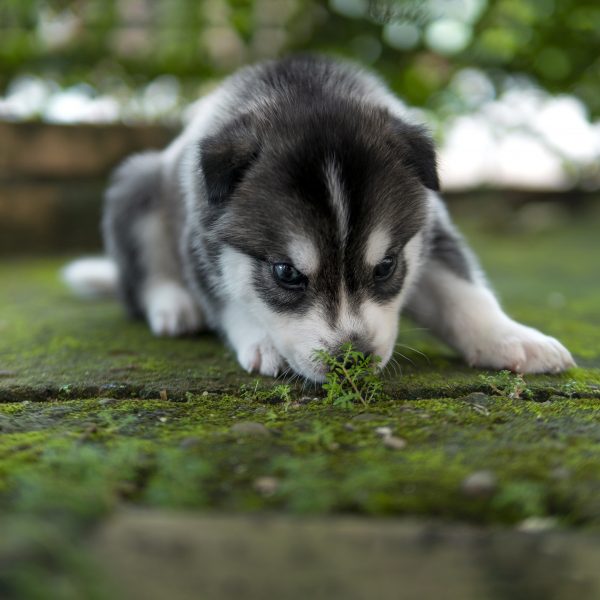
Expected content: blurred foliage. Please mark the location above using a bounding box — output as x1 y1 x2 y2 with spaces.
1 0 599 116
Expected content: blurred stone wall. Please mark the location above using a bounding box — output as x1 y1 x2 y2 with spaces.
1 121 597 255
0 121 175 254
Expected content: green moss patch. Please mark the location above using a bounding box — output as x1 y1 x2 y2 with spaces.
0 392 599 525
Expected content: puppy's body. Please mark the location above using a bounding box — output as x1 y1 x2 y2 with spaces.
66 55 574 381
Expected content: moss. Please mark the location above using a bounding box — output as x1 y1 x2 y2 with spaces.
1 214 599 402
1 394 600 526
0 259 244 401
1 211 600 594
2 391 600 594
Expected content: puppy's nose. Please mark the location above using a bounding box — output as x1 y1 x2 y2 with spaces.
334 353 358 369
333 341 372 369
347 338 373 359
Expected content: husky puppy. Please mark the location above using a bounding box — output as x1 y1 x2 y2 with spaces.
64 55 574 381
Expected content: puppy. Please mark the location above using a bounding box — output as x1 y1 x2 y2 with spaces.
64 55 575 381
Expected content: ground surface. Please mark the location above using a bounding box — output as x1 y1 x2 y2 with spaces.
1 206 600 598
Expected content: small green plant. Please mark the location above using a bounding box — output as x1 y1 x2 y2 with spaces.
240 380 293 407
316 344 384 408
560 379 589 398
272 384 292 405
479 370 533 400
58 384 72 398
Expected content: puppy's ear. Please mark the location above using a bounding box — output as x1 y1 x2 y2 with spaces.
199 115 261 204
393 120 440 191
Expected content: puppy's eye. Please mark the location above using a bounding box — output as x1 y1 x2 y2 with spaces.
273 263 307 290
374 256 396 281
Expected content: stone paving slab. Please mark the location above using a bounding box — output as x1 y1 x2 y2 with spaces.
1 212 599 402
0 211 599 599
88 511 600 600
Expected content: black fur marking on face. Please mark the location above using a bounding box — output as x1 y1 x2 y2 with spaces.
197 56 434 321
215 101 428 316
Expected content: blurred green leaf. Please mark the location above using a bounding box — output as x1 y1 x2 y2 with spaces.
1 0 599 117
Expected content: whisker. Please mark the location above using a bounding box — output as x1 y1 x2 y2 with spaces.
390 356 403 377
384 357 397 377
393 349 415 367
396 343 430 364
286 372 300 389
395 357 403 376
301 377 308 395
273 366 292 384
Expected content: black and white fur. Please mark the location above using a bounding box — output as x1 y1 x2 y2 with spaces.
64 55 575 381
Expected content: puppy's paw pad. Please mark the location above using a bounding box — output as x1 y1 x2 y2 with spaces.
238 339 284 378
146 283 202 337
468 323 575 374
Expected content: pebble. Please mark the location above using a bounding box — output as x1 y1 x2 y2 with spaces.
98 398 118 406
461 470 497 499
179 437 201 449
471 404 490 416
383 435 407 450
230 421 270 437
375 426 393 438
253 476 280 497
550 466 571 481
78 423 99 442
517 517 557 533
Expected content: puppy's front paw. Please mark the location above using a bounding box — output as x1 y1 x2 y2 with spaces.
146 282 202 337
466 321 575 374
237 338 285 377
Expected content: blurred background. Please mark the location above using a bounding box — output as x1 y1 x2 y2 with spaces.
1 0 599 252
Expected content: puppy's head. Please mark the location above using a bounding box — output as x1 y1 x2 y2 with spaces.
199 100 437 381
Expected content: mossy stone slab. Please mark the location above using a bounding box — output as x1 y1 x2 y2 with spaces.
1 213 599 401
89 512 600 600
0 211 599 597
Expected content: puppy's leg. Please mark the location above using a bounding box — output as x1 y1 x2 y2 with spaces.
103 152 201 336
405 199 575 373
221 302 285 377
